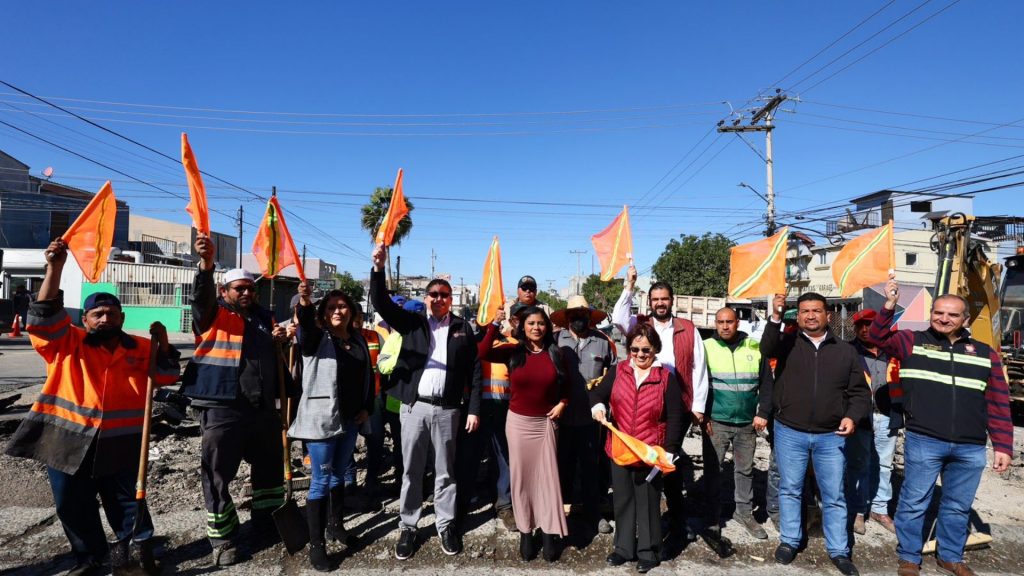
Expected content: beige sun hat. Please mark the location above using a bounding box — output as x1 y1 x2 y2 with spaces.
550 295 608 329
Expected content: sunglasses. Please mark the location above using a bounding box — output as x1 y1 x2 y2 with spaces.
427 291 452 299
231 285 256 293
629 346 653 354
519 284 537 292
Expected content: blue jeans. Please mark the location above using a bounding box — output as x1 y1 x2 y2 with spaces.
307 421 359 500
48 464 155 563
896 431 986 565
345 399 386 487
846 413 897 516
774 421 849 558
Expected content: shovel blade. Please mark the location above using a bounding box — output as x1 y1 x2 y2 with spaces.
272 499 309 555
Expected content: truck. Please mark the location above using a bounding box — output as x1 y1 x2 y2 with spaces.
931 214 1024 400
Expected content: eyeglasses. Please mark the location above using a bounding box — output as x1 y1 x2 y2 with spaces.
519 284 537 292
231 285 256 293
427 291 452 299
629 346 653 354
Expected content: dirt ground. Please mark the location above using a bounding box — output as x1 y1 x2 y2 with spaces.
2 333 1024 575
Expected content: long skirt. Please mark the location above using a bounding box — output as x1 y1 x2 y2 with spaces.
506 410 568 536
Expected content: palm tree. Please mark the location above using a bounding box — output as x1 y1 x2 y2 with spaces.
360 186 414 290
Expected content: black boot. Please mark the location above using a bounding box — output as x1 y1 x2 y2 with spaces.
326 485 357 546
541 531 561 562
519 531 536 561
305 498 330 572
134 539 160 575
108 538 130 570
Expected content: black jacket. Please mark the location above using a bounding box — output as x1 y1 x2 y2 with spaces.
760 319 870 433
369 269 482 415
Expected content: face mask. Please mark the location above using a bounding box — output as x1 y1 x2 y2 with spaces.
570 317 589 334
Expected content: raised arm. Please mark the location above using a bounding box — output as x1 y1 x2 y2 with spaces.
867 277 914 360
191 234 219 334
368 244 419 334
610 264 638 335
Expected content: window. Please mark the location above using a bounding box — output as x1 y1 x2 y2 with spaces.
906 252 917 266
910 201 932 213
818 252 828 265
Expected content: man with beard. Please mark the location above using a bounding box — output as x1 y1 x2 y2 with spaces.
6 239 181 576
552 295 616 534
180 234 293 567
611 265 708 540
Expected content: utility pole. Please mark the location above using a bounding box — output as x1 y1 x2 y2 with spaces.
236 205 244 268
395 255 401 294
301 244 307 275
717 89 787 237
568 249 587 294
431 249 436 278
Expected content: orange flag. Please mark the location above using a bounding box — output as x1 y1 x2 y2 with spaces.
375 168 410 247
728 227 790 299
476 236 505 325
832 220 895 298
591 205 633 281
63 181 118 283
181 133 210 236
603 422 676 474
252 195 306 281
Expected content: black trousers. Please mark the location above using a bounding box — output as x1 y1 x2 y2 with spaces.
557 421 601 511
611 464 664 562
663 422 691 524
198 404 283 545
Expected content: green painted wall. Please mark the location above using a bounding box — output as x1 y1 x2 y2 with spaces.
80 282 117 307
122 306 183 332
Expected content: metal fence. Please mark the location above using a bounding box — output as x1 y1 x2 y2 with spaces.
98 262 224 308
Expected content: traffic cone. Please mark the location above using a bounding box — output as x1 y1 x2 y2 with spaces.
8 314 22 338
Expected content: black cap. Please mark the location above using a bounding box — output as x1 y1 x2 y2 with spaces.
517 275 537 290
509 302 528 317
83 292 122 312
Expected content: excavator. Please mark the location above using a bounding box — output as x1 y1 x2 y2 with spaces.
931 213 1024 401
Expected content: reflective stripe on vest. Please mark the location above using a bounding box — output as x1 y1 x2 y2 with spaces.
704 336 760 424
482 362 510 401
363 329 382 394
902 345 990 392
192 310 245 368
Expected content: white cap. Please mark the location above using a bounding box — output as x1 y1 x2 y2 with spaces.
223 268 255 285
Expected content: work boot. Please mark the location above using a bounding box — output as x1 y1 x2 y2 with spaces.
736 513 768 540
897 559 921 576
305 498 330 572
935 557 977 576
852 513 866 535
108 538 131 570
326 485 357 546
210 541 237 567
65 559 103 576
869 511 896 534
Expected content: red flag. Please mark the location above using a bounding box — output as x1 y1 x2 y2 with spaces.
375 168 410 247
591 205 633 281
476 236 505 325
181 133 210 236
252 195 306 281
63 181 118 283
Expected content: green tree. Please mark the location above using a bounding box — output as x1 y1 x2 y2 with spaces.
360 186 414 289
581 274 624 313
333 271 365 304
535 290 567 312
651 232 734 296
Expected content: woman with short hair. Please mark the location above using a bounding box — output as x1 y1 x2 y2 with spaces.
290 287 374 571
590 324 685 574
479 306 569 562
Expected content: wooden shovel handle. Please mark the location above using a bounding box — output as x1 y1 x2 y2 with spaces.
135 329 160 500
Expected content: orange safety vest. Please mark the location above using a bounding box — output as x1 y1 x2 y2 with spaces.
7 307 180 475
482 335 517 401
362 328 382 395
182 307 251 401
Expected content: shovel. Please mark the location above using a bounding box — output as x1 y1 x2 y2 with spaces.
112 325 162 576
272 346 309 554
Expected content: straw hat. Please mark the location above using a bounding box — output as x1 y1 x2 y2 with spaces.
551 295 608 329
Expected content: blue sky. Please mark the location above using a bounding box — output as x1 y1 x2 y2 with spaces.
2 1 1023 293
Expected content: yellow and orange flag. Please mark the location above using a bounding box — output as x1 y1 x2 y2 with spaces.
728 227 790 299
476 236 505 325
375 168 410 247
181 133 210 236
63 181 118 283
591 205 633 281
603 422 676 474
252 194 306 281
832 220 894 298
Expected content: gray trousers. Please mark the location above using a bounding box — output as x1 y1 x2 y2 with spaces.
702 421 757 525
398 401 459 532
